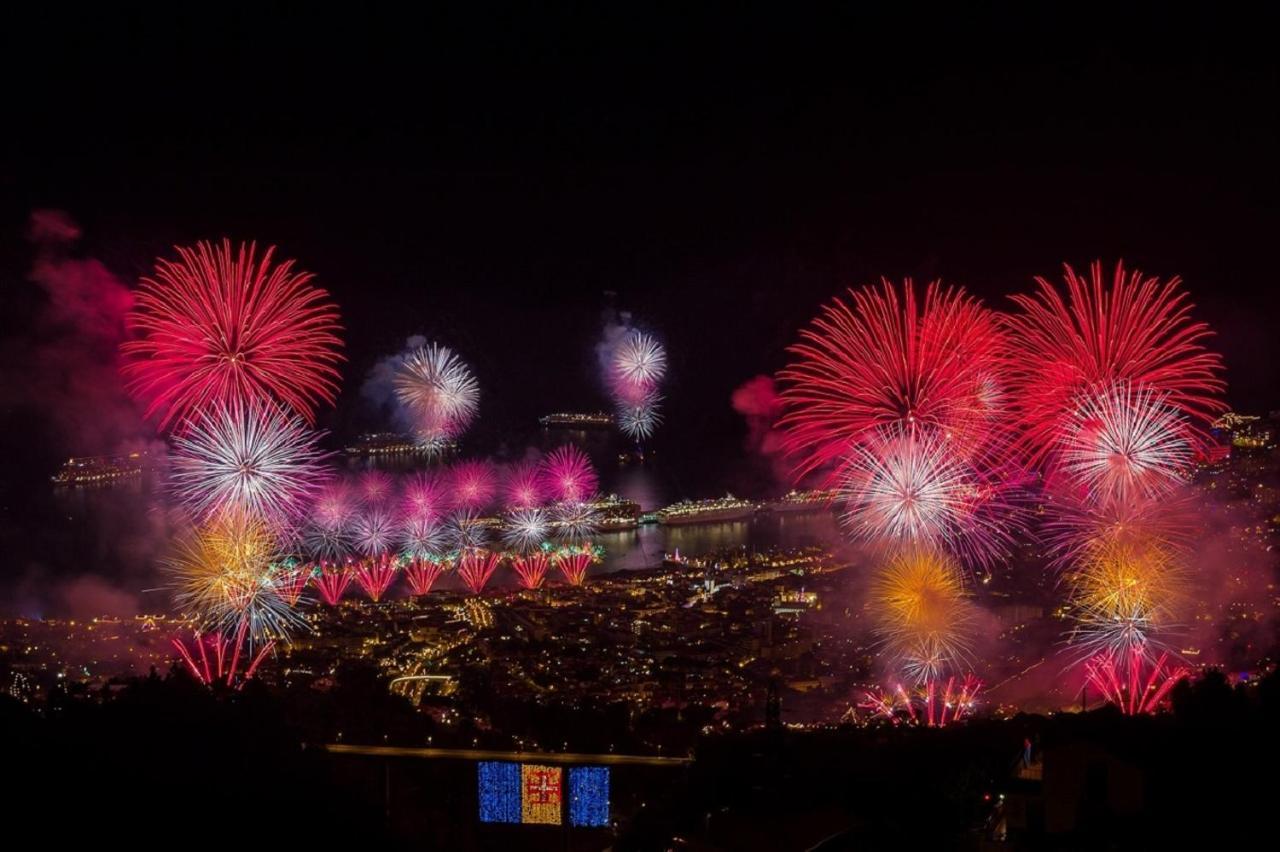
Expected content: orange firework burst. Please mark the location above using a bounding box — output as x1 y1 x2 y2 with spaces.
870 549 977 684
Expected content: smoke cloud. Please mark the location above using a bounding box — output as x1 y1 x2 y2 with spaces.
731 374 790 484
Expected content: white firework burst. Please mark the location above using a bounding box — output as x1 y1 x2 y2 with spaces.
616 394 662 440
352 507 398 555
612 330 667 389
445 508 490 552
1058 382 1193 502
553 501 600 544
503 507 550 552
170 401 328 523
400 513 447 560
393 343 480 441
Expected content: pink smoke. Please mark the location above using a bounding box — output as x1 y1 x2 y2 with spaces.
731 374 789 482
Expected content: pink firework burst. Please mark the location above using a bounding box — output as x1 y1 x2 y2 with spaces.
1084 644 1190 715
449 460 497 510
554 544 598 586
541 445 598 503
357 470 396 507
503 461 548 510
122 239 344 430
401 472 450 520
172 628 274 688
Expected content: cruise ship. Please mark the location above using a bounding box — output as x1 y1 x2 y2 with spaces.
538 411 615 429
51 453 144 487
343 433 458 457
656 495 758 526
589 494 642 530
761 488 838 514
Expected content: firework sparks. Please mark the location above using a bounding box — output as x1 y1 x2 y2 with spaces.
122 239 343 430
351 507 399 555
404 556 448 596
1084 645 1189 715
554 543 599 586
511 549 551 589
170 401 328 524
446 508 490 552
502 461 547 510
313 560 355 605
172 628 274 688
400 512 447 560
553 501 600 544
503 507 550 552
616 394 663 441
611 330 667 396
449 460 498 510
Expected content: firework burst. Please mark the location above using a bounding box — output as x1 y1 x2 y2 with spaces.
122 239 343 430
457 548 502 595
446 508 490 552
1056 382 1194 502
870 549 978 684
502 461 547 510
837 425 1022 567
1006 260 1225 464
511 549 551 589
393 343 480 442
449 460 498 510
400 512 447 560
554 543 599 586
313 560 355 605
353 553 399 601
542 445 598 503
170 401 328 524
503 507 550 552
616 394 663 441
780 279 1010 483
553 501 600 544
351 507 399 555
404 555 449 596
611 330 667 397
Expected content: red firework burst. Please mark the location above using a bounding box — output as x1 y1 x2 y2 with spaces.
172 626 273 688
511 550 551 589
313 560 354 605
541 445 598 503
1084 645 1189 715
779 279 1009 483
1005 260 1225 466
122 240 343 430
270 561 312 607
401 472 450 520
554 544 596 586
404 556 448 596
353 553 399 601
457 548 502 594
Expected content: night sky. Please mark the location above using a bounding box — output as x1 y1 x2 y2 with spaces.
2 7 1278 607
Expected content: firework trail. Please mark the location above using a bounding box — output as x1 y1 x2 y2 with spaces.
541 445 598 503
172 629 274 687
779 279 1010 483
393 342 480 444
502 461 547 510
170 401 328 524
353 553 399 601
449 460 497 510
457 548 502 595
1005 260 1225 466
269 558 312 607
404 556 449 596
511 550 551 590
313 560 355 605
122 239 343 430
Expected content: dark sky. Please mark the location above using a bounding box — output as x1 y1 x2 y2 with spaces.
2 4 1278 460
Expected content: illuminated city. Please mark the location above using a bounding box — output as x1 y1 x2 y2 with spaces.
3 8 1278 850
